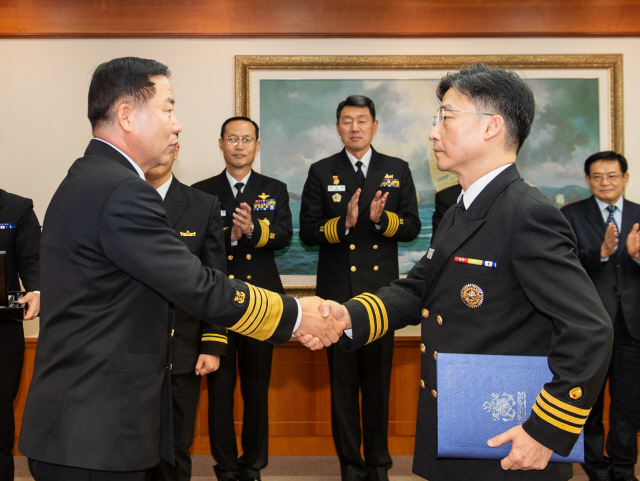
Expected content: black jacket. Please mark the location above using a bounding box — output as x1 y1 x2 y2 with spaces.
164 176 228 374
562 195 640 339
299 147 420 302
193 169 292 293
342 165 613 481
0 189 40 356
19 140 298 472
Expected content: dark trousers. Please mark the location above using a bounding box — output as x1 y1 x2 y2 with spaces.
327 333 394 481
148 372 202 481
583 305 640 480
0 352 23 481
207 332 273 480
28 459 148 481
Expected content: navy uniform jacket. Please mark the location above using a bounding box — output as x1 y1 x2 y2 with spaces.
193 170 292 293
299 147 420 302
341 165 613 481
561 196 640 340
0 190 40 356
164 176 228 373
19 140 298 472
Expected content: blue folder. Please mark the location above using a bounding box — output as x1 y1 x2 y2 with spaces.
436 353 584 463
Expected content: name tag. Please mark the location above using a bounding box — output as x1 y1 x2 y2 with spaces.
427 248 434 259
221 210 226 217
328 185 346 192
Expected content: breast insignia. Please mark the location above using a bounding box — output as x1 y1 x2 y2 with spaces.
460 283 484 308
258 193 270 200
333 175 340 185
332 193 342 203
180 231 196 237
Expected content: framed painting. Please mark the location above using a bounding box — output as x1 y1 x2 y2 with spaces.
235 54 623 294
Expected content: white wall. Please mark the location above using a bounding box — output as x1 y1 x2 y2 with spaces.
1 37 638 336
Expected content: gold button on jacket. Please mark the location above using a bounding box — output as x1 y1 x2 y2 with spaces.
437 315 443 325
422 308 429 318
246 254 252 260
420 379 426 389
431 389 437 398
420 343 426 353
227 255 233 261
350 266 356 272
350 244 356 250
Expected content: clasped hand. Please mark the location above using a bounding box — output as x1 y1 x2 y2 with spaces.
294 298 353 350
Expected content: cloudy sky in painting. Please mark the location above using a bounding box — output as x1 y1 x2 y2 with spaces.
259 77 600 195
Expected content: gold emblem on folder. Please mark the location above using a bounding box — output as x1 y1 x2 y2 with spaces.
460 283 484 308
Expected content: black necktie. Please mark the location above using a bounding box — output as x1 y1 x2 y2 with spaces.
235 182 245 203
453 199 466 223
606 205 620 248
355 161 365 188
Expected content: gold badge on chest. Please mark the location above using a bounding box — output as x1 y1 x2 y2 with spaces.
460 283 484 308
332 193 342 203
333 175 340 185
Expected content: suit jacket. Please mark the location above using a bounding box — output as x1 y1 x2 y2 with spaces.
341 165 613 481
299 147 420 302
561 196 640 339
19 140 298 472
431 183 462 239
0 190 40 356
164 176 228 374
193 170 292 293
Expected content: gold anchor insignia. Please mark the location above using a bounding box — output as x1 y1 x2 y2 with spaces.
332 193 342 203
180 231 196 237
460 283 484 308
384 173 393 179
333 175 340 185
319 226 325 232
262 218 270 226
258 193 270 200
233 290 246 304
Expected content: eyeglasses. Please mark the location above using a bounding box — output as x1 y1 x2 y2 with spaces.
225 136 255 145
590 173 624 183
431 108 493 127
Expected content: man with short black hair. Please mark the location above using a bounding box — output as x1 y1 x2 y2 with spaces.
300 95 420 481
316 65 613 481
19 56 342 481
193 116 293 481
562 151 640 481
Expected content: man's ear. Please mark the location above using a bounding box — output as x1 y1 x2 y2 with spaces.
117 102 136 133
483 115 504 142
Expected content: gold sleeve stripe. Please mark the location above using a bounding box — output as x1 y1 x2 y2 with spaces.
201 334 228 344
541 388 591 416
255 219 270 248
360 293 389 339
324 217 341 244
535 395 588 425
353 293 389 344
383 211 400 238
532 404 583 434
229 284 283 341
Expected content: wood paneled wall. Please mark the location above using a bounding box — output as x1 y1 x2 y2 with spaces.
1 0 639 38
14 337 421 456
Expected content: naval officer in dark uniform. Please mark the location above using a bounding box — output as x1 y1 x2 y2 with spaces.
314 65 613 481
299 95 420 481
193 116 292 481
145 142 228 481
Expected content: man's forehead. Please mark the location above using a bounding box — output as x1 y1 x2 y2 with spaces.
591 160 622 172
224 121 256 136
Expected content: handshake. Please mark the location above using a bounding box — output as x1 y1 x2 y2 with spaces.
293 297 354 350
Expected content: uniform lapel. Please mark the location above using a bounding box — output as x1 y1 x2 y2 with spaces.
422 165 520 293
163 176 187 228
358 147 386 216
213 170 237 209
585 196 606 240
334 149 361 197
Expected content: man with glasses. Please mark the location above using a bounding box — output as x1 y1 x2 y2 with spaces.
193 116 293 481
299 95 420 481
314 65 613 481
562 151 640 481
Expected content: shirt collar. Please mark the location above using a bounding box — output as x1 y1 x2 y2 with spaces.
94 138 145 180
155 174 173 200
226 169 252 191
458 164 512 209
345 147 372 171
594 195 623 214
